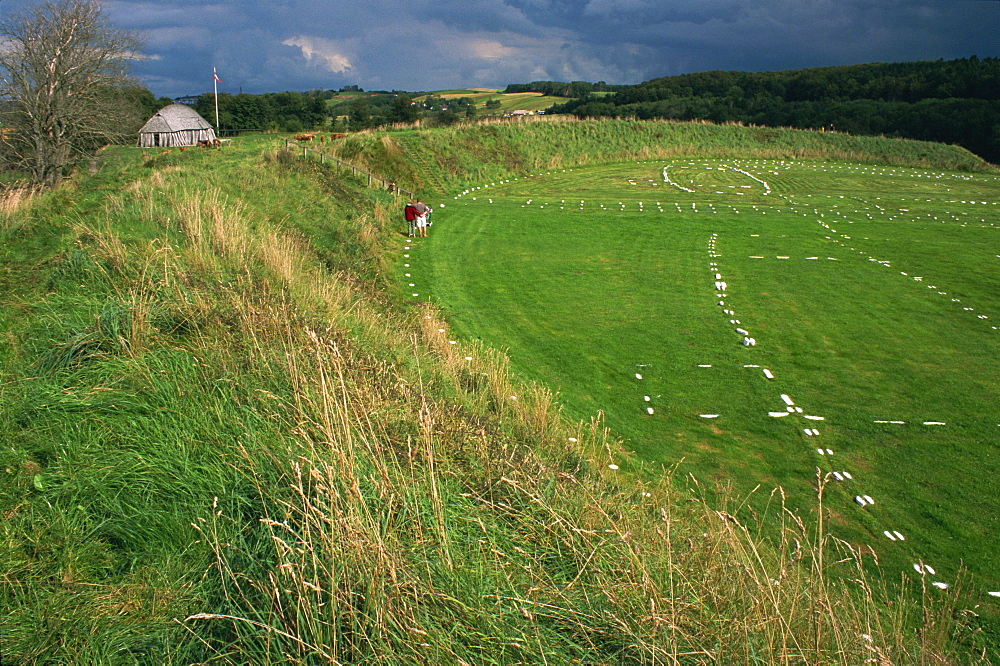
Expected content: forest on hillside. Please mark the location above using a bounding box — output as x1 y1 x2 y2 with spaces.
545 58 1000 163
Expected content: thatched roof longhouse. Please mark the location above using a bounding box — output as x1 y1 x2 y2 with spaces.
138 104 216 148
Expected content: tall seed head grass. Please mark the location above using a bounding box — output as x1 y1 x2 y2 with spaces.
0 183 42 231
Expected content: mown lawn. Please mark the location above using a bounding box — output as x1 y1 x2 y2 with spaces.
406 158 1000 604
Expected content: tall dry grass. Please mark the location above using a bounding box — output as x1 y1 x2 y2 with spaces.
0 183 41 216
185 313 974 663
0 183 44 235
178 276 976 663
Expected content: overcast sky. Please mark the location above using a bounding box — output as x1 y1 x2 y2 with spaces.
3 0 998 97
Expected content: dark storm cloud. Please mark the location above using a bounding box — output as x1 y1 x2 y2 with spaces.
0 0 994 96
576 0 998 75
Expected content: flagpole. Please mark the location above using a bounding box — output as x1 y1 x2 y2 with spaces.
213 67 220 130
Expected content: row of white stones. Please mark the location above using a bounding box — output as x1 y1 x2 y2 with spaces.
700 230 960 595
441 162 999 599
815 216 997 332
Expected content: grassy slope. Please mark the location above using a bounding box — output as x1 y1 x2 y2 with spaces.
0 126 992 663
329 117 991 198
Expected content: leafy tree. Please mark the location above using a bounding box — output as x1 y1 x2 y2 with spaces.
223 94 275 132
268 91 326 130
349 98 371 130
131 87 174 120
434 109 460 126
0 0 143 185
387 95 419 124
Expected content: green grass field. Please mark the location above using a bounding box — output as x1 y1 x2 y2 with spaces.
423 89 564 114
4 124 998 662
406 158 1000 600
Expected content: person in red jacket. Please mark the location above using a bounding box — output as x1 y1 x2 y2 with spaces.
404 200 418 237
413 199 430 237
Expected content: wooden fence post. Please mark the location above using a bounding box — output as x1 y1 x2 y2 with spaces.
286 138 417 198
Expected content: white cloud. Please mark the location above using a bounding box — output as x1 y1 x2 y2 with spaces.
282 35 353 73
123 50 162 61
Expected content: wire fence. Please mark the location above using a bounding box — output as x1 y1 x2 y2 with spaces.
284 139 413 199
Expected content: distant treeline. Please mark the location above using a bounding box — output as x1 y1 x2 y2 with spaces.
148 89 478 133
190 92 328 134
503 81 627 97
546 58 1000 163
327 93 480 130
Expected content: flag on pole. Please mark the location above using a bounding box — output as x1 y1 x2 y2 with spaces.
213 68 221 130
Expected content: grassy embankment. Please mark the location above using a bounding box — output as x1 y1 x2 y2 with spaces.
329 117 991 196
0 123 992 663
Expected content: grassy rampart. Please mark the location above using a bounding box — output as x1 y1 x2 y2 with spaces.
0 129 992 662
329 117 992 196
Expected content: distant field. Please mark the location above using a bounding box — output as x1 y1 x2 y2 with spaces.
426 90 564 113
434 88 501 95
405 158 1000 602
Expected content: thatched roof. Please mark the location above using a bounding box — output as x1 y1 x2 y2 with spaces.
139 104 213 134
138 104 216 147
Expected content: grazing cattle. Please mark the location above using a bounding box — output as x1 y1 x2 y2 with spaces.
330 133 346 139
293 133 316 141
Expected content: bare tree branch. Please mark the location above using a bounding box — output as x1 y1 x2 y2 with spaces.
0 0 144 186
